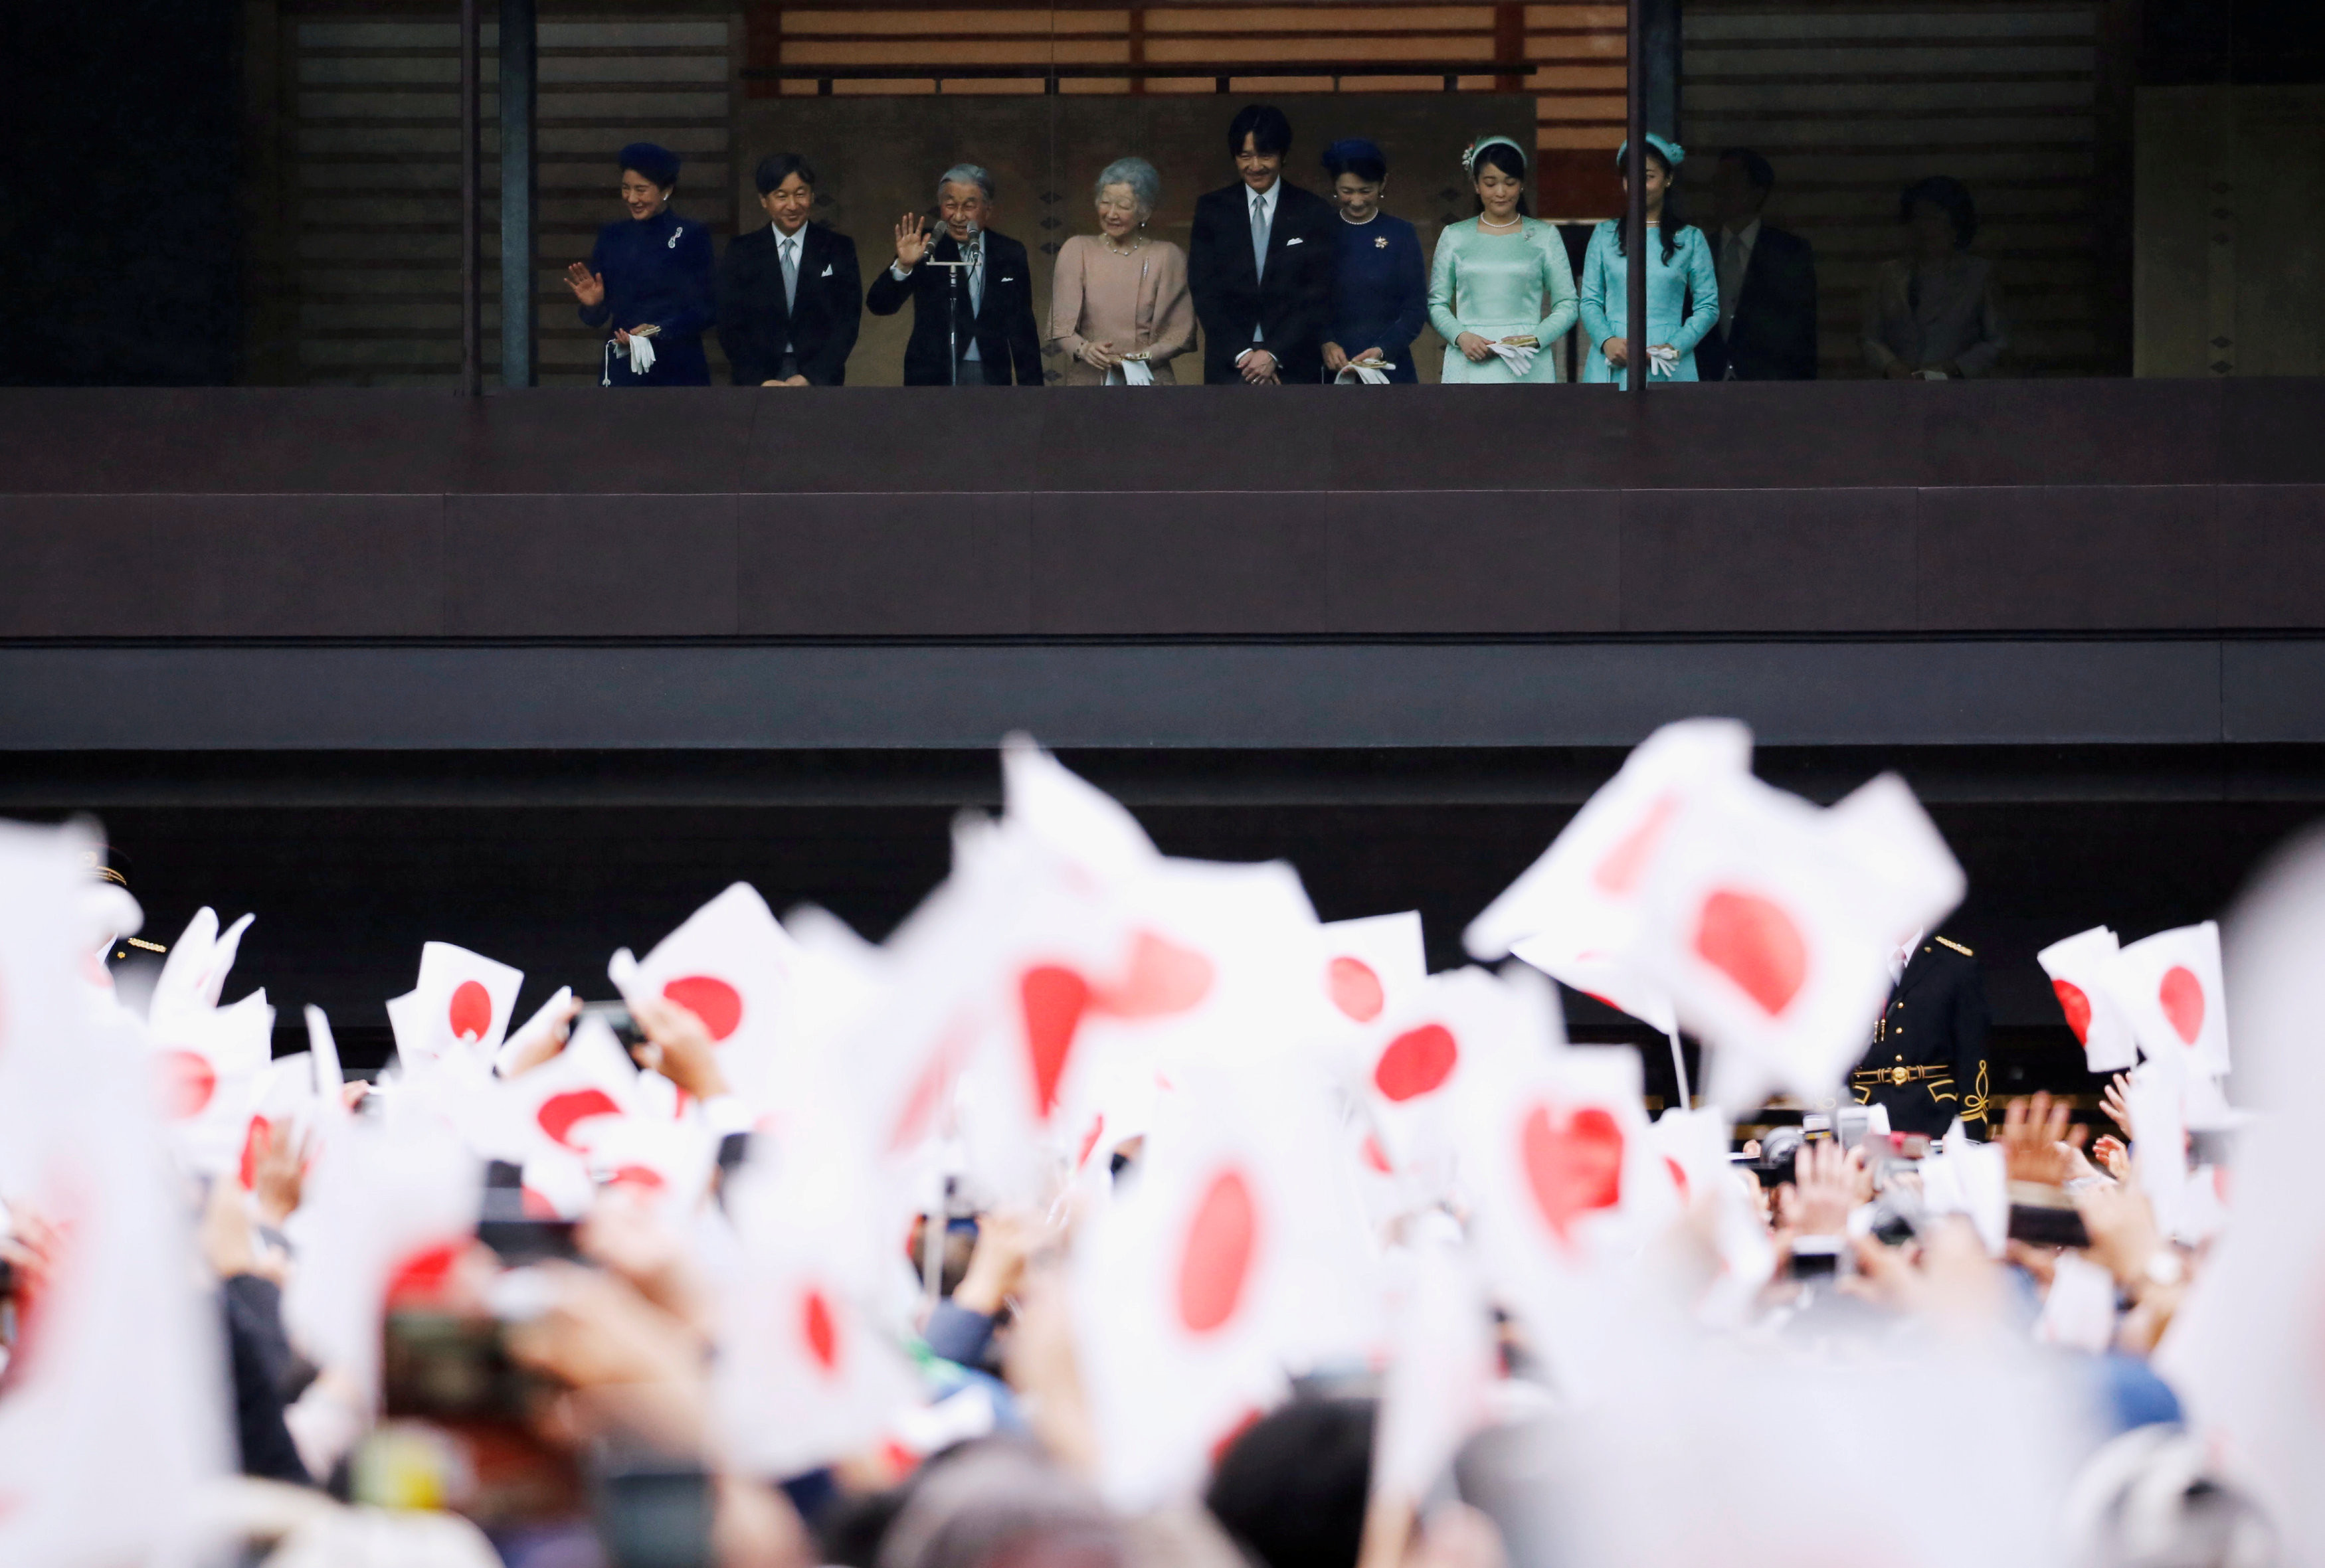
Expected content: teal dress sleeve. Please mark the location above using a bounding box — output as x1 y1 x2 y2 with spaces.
1671 227 1720 356
1536 222 1579 343
1578 221 1618 348
1426 224 1466 347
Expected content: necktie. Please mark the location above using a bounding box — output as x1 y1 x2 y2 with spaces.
1250 193 1269 283
780 235 799 311
1719 232 1743 335
965 240 984 316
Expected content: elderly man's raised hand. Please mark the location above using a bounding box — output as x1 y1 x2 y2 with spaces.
894 213 933 269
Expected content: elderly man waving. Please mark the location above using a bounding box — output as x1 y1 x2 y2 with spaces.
866 162 1044 387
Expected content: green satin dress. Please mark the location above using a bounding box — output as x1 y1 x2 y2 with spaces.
1427 217 1580 385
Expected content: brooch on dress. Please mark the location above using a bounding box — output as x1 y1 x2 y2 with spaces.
1374 236 1388 248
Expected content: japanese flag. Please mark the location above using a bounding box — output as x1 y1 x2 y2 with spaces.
151 986 277 1177
1371 1230 1497 1506
2157 828 2325 1563
1451 1043 1672 1399
2036 926 2137 1073
715 1141 921 1480
1632 771 1962 1106
1361 965 1555 1191
1511 935 1679 1037
393 942 523 1069
609 881 802 1112
147 905 256 1028
1071 1047 1382 1509
1465 719 1754 965
281 1119 480 1404
0 820 229 1568
2110 921 2229 1078
1319 911 1426 1030
502 1012 642 1170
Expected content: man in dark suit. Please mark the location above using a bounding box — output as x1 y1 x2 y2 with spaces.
718 153 863 387
1187 104 1338 385
1696 148 1819 382
1849 932 1993 1138
864 163 1042 386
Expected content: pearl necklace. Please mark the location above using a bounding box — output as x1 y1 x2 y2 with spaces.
1479 215 1523 232
1101 234 1146 257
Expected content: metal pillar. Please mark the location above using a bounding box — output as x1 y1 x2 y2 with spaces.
458 0 482 396
500 0 537 388
1624 0 1646 393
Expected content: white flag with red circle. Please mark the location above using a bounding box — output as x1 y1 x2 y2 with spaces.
714 1142 922 1480
2035 925 2137 1073
392 942 524 1069
1360 965 1555 1192
0 821 229 1568
1319 911 1426 1032
280 1118 481 1405
150 986 276 1177
1510 934 1679 1037
1631 771 1963 1106
1451 1043 1674 1398
1465 719 1754 966
1070 1092 1293 1509
2108 920 2229 1077
610 881 802 1113
500 1012 642 1174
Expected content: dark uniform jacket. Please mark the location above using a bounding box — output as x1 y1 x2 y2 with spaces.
864 228 1044 387
579 207 716 387
1694 223 1819 383
1187 179 1339 385
1848 934 1992 1138
717 220 863 387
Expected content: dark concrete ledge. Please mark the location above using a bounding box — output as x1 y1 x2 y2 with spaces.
0 638 2315 753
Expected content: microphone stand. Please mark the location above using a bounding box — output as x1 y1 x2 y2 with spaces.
919 228 976 387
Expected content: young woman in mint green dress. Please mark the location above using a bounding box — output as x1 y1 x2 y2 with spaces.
1428 137 1578 385
1578 134 1720 384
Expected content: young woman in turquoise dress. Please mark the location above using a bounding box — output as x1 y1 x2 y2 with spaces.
1577 133 1720 383
1426 137 1578 385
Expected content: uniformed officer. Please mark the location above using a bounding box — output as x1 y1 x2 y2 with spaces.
1848 930 1992 1138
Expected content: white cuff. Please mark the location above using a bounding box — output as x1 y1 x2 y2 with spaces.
890 261 914 281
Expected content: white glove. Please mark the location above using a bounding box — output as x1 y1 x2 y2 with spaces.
622 332 657 377
1647 343 1679 378
1486 341 1538 377
1119 359 1155 386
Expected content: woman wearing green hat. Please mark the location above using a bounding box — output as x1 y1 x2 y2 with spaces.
1426 136 1578 384
1577 133 1719 383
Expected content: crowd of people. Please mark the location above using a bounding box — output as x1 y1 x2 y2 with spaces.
569 106 2008 390
0 725 2308 1568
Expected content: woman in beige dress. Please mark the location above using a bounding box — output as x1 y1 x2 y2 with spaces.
1047 157 1195 385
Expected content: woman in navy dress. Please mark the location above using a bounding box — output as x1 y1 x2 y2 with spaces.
1318 138 1427 384
565 142 715 387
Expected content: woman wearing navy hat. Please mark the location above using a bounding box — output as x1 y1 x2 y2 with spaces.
1318 139 1426 384
1577 134 1719 384
565 143 716 387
